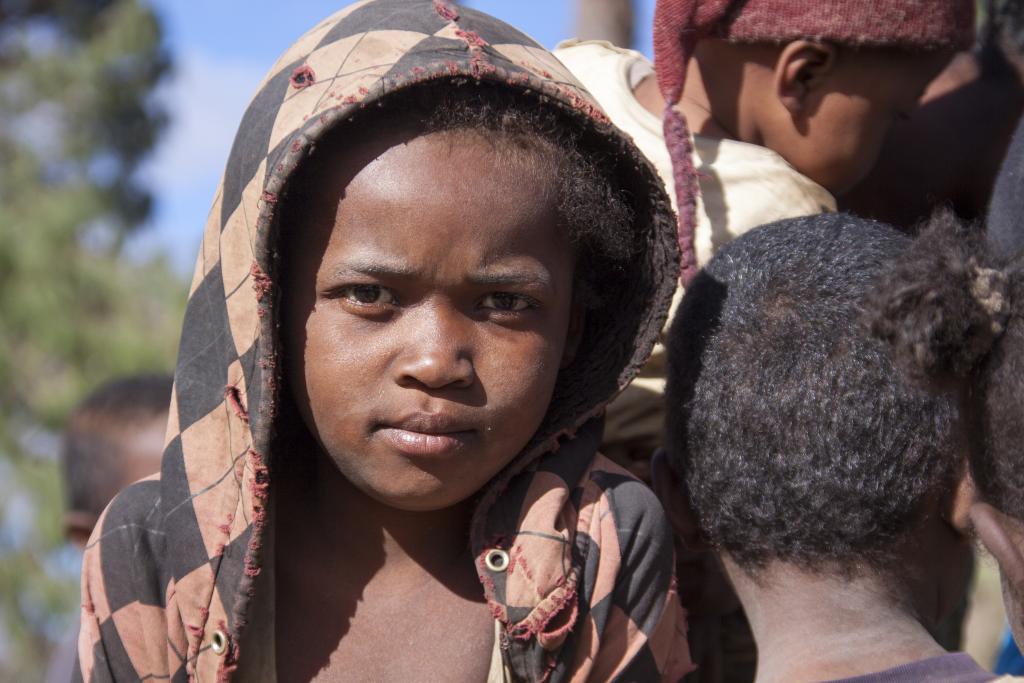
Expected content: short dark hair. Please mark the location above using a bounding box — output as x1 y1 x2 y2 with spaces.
280 80 637 308
665 213 960 573
868 210 1024 521
61 373 173 517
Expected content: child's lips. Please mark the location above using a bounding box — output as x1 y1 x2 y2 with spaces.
376 427 475 457
375 412 478 457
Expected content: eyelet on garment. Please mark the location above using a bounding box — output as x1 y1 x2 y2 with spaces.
485 548 510 572
211 629 229 656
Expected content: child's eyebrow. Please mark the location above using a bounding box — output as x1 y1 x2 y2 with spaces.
466 268 553 289
332 259 420 279
332 259 554 289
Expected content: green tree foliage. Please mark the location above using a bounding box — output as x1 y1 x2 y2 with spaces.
0 0 182 678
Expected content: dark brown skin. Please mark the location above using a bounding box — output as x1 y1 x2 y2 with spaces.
649 39 950 196
653 451 975 683
842 49 1024 228
970 501 1024 648
275 126 579 682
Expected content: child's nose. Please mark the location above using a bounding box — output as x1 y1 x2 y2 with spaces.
394 307 475 390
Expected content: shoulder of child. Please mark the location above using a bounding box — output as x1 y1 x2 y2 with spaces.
579 453 693 681
78 478 181 681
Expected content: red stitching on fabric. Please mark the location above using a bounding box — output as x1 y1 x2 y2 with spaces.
470 51 496 78
224 385 249 424
432 0 460 22
250 261 271 303
243 448 270 579
455 28 488 47
289 64 316 89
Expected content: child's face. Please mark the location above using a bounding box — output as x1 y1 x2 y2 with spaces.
764 47 952 195
283 127 577 512
64 416 166 546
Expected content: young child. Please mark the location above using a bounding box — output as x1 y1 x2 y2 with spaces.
60 374 172 546
554 0 972 484
46 374 171 683
867 116 1024 657
653 213 999 682
843 1 1024 229
76 2 691 681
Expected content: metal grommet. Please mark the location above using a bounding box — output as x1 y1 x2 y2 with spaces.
211 629 228 656
485 548 510 572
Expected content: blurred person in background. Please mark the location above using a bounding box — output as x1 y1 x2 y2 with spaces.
842 0 1024 229
45 374 172 683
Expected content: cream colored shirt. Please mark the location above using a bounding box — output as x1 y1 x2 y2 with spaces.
554 40 837 452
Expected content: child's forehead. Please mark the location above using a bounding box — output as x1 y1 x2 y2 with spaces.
282 128 569 277
294 121 560 218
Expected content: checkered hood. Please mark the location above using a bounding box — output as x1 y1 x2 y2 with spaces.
78 2 686 681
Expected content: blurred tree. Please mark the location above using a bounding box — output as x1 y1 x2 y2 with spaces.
576 0 635 48
0 0 181 678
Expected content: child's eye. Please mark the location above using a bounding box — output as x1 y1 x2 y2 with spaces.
480 292 534 312
338 284 396 306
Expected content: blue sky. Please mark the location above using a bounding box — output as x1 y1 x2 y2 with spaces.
135 0 657 272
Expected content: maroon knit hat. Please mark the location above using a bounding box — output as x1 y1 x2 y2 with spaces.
654 0 975 285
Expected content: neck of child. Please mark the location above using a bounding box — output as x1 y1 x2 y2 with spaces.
278 444 478 588
724 557 946 683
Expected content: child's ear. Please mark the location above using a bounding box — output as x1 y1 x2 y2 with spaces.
775 40 838 115
651 449 708 551
970 502 1024 591
560 293 585 369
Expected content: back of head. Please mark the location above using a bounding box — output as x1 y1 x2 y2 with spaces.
868 209 1024 522
666 213 960 573
653 0 975 285
62 374 172 526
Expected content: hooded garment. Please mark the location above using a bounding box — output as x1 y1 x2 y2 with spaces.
77 2 690 682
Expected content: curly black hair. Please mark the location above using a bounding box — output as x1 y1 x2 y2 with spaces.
665 213 961 573
867 210 1024 521
281 80 636 307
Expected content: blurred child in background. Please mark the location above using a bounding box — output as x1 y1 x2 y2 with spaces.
843 0 1024 229
46 374 171 683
